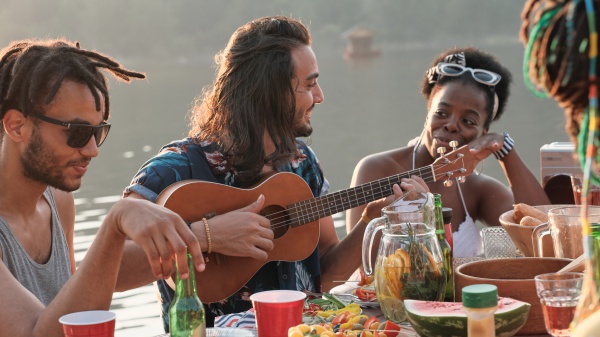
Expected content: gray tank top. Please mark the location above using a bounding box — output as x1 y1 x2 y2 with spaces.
0 188 71 305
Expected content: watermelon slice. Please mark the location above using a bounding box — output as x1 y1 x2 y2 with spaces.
404 297 531 337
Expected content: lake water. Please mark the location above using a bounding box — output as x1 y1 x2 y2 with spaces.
75 39 569 336
3 2 574 336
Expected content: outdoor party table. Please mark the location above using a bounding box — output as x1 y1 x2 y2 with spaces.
150 267 554 337
150 306 417 336
151 306 552 337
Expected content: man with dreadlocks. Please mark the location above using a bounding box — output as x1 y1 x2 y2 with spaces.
124 16 425 330
0 39 206 337
521 0 600 333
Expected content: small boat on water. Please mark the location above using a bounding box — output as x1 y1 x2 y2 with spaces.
341 25 381 60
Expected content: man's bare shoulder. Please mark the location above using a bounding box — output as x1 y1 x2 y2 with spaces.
50 188 75 231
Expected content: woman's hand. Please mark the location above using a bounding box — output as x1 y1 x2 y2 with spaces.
400 175 428 192
361 176 429 222
468 132 505 162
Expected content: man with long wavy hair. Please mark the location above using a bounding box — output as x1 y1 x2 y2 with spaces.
125 16 423 330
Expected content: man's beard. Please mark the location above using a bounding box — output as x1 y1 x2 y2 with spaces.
293 106 314 137
21 129 80 192
293 122 313 138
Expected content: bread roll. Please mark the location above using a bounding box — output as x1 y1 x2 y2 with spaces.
520 215 544 227
513 203 548 223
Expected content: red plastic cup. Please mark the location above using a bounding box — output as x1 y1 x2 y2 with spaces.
59 310 117 337
250 290 306 337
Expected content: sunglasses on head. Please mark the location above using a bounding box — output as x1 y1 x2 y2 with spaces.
435 62 502 87
28 113 111 148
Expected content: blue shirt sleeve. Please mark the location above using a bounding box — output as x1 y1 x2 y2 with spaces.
123 141 197 202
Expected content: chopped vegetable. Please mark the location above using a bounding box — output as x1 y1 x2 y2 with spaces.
315 303 361 318
289 314 402 337
355 286 376 302
322 293 347 309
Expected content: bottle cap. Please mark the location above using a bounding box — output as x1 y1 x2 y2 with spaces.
462 284 498 308
442 207 452 223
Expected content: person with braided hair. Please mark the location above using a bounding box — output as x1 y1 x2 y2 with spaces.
347 47 550 258
521 1 600 332
521 0 600 175
0 38 208 337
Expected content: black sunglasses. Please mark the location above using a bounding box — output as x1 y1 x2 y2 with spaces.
28 113 111 148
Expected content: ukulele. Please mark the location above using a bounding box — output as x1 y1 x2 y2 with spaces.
155 145 474 303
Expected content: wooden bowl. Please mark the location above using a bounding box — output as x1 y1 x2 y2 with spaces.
455 257 571 335
499 205 564 257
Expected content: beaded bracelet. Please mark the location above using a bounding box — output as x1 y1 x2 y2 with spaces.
202 217 212 262
493 132 514 160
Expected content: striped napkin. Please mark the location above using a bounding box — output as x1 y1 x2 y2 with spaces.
214 308 256 329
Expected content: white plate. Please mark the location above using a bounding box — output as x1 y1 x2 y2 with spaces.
329 283 379 308
207 327 255 336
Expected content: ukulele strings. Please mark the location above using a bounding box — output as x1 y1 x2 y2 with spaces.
263 157 466 231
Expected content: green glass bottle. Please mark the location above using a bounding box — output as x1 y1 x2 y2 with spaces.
434 194 454 302
169 253 206 337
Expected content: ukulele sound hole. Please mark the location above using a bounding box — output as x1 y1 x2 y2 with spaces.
261 205 290 239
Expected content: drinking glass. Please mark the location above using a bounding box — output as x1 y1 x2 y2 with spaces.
570 175 600 205
481 227 520 259
534 272 584 337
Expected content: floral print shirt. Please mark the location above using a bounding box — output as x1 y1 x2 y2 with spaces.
124 137 329 331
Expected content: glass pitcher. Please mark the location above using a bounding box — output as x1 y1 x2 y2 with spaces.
362 190 447 323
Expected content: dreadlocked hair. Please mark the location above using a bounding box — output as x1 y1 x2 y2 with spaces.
0 38 145 129
520 0 595 140
521 0 600 183
189 16 311 187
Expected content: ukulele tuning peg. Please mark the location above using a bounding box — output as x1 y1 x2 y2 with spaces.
437 147 450 163
458 176 466 183
449 140 459 150
444 179 454 187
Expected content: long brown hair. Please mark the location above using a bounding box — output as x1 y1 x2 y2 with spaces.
189 16 311 186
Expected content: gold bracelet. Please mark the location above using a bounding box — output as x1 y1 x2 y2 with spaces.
202 217 212 262
360 209 371 224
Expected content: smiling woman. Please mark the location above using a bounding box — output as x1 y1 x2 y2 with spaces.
346 46 550 258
